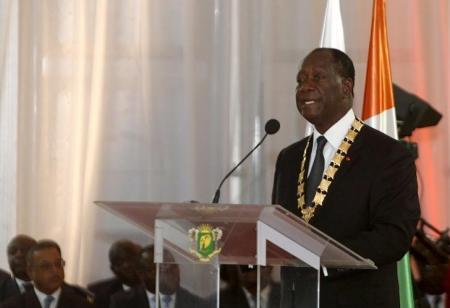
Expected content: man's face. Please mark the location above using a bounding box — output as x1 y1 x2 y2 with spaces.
138 249 179 295
240 266 271 296
7 236 36 280
28 248 65 294
159 262 180 295
138 251 156 292
110 247 141 286
296 50 352 133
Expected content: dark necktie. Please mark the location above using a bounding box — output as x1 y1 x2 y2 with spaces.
305 136 327 206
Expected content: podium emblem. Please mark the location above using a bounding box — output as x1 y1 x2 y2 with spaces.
188 224 223 262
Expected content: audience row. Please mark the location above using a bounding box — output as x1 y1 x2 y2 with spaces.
0 235 280 308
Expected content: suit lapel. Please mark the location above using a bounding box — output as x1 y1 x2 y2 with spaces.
57 289 70 308
25 290 42 308
288 137 312 215
308 126 366 223
329 124 366 182
13 281 21 295
174 289 182 308
303 136 313 183
137 287 150 308
275 137 312 215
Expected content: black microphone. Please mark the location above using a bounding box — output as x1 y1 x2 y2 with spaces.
211 119 280 203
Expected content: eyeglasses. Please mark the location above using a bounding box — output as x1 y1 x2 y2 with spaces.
35 259 66 271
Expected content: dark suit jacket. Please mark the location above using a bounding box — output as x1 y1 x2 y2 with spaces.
0 270 18 303
219 283 281 308
272 124 420 308
110 285 207 308
87 277 123 308
0 285 94 308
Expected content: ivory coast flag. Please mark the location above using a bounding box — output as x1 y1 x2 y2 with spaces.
362 0 397 137
362 1 414 307
305 0 345 136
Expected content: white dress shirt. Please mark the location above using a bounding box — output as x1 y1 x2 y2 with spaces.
161 293 176 308
146 290 156 308
14 277 32 293
122 283 131 291
308 109 356 177
34 287 61 308
146 291 176 308
242 285 272 308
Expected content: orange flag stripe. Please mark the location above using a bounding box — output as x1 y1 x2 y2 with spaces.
362 0 395 120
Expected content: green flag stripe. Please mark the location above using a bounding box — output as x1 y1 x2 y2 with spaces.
397 253 415 308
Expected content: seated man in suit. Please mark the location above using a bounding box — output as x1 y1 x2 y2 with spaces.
220 265 280 308
0 268 17 303
111 245 207 308
6 235 37 296
1 239 94 308
87 239 142 308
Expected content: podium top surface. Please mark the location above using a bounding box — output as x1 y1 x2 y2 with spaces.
96 201 376 269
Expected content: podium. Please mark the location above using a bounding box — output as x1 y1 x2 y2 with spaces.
96 201 376 308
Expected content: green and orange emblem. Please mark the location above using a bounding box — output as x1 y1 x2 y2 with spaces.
188 224 223 262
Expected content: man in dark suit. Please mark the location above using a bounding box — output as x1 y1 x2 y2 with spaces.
111 245 207 308
1 239 94 308
272 48 420 307
87 240 142 308
1 284 93 308
5 235 37 298
0 269 17 303
219 265 280 308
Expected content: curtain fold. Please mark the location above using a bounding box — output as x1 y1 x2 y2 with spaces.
0 0 18 267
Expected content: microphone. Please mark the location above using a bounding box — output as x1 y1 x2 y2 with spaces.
211 119 280 203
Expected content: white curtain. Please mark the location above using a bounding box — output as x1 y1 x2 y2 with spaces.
0 0 18 267
0 0 449 286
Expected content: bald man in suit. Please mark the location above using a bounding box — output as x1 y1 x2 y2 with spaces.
111 245 207 308
272 48 420 308
5 235 37 298
88 240 142 308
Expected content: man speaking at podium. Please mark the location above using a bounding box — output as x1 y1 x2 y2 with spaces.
272 48 420 307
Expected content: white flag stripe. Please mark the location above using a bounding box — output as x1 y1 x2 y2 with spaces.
305 0 346 136
320 0 346 52
363 107 398 138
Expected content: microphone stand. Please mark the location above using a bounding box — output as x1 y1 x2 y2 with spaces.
211 134 268 203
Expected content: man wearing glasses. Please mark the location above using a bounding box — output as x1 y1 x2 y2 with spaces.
1 239 94 308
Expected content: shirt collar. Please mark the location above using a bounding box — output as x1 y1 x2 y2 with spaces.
34 286 61 307
161 293 176 308
260 284 271 303
313 109 355 149
146 291 176 308
14 277 32 291
122 283 131 291
242 285 271 307
14 277 26 285
146 290 156 308
242 287 255 305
